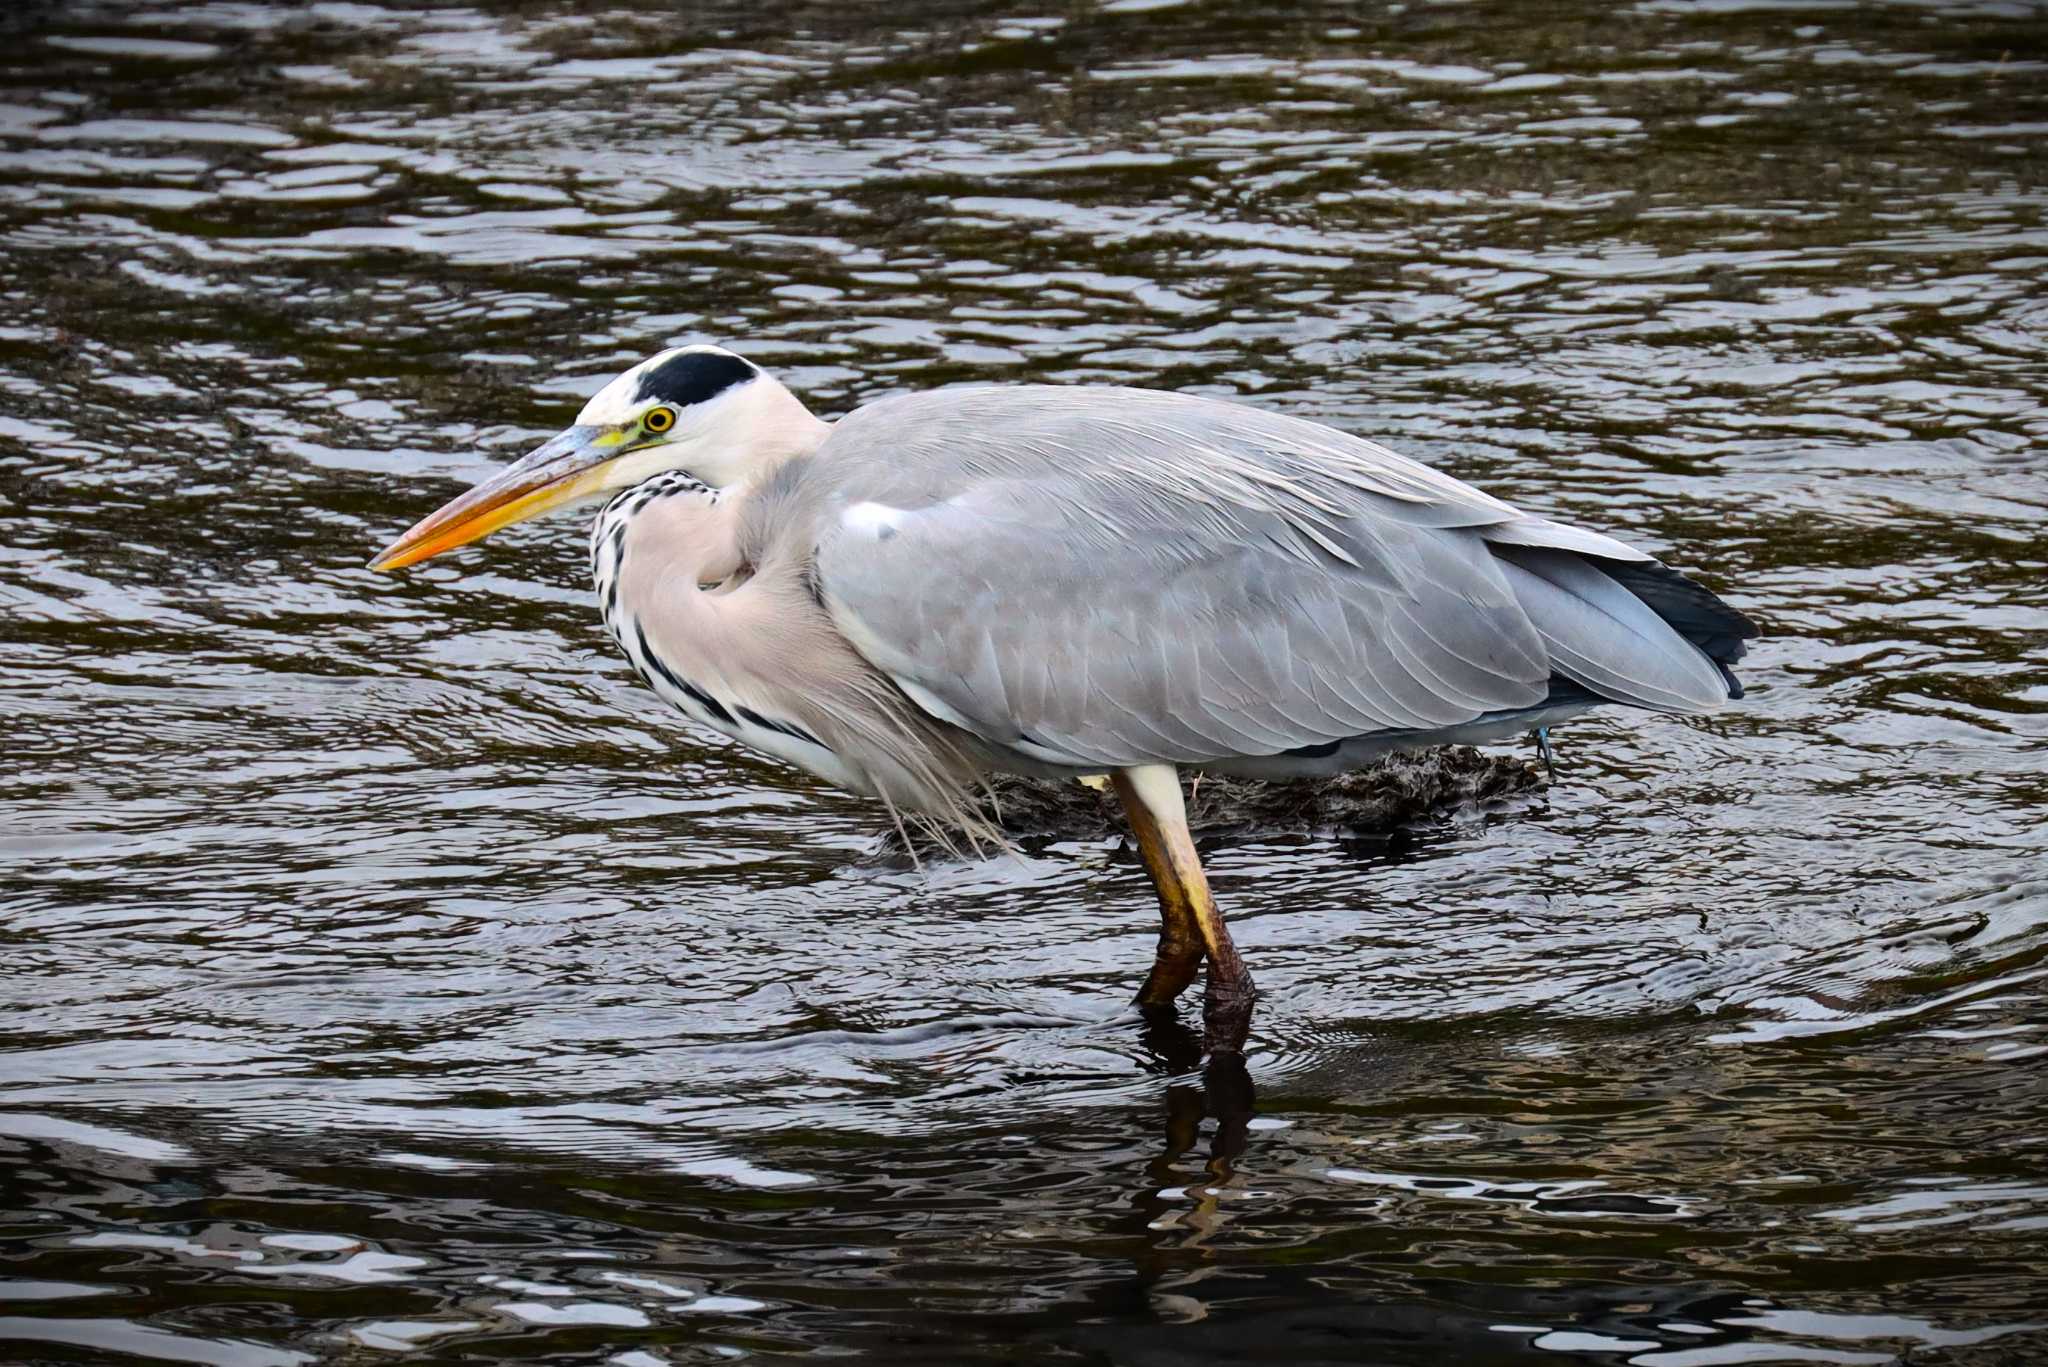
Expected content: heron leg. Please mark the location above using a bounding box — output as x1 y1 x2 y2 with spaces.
1112 765 1256 1044
1111 769 1204 1011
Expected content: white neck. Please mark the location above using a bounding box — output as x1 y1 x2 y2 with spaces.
721 375 831 483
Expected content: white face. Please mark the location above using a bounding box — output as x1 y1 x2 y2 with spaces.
575 345 765 492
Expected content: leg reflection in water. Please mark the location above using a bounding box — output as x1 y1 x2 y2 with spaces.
1136 1013 1259 1256
1146 1016 1255 1165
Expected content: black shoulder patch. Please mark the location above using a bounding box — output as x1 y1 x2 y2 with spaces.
632 350 758 408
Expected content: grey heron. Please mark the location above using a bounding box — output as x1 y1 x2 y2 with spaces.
371 345 1756 1042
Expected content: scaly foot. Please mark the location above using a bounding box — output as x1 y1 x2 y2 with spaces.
1201 964 1257 1055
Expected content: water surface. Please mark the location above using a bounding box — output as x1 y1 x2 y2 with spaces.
3 1 2046 1362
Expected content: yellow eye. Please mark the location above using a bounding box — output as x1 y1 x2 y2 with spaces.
643 406 676 434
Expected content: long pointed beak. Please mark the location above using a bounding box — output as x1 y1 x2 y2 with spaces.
369 425 622 571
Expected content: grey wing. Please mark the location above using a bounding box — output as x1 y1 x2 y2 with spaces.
805 386 1736 770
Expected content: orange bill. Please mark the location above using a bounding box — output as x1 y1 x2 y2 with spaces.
369 425 616 571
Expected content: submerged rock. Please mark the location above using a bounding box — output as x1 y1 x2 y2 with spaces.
888 746 1545 856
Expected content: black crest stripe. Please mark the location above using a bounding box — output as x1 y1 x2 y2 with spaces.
632 350 758 408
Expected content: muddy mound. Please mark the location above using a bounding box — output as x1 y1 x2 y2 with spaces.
890 746 1545 856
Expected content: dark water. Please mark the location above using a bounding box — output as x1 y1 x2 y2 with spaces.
4 0 2047 1362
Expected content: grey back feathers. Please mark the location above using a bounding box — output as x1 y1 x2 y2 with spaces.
757 384 1757 774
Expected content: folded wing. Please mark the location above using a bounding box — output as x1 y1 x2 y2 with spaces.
801 386 1752 768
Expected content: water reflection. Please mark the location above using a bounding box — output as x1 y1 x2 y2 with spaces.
7 999 2048 1363
4 0 2048 1361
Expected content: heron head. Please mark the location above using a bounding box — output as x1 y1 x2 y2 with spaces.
371 344 816 571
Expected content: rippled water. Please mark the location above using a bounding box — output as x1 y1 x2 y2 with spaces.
4 1 2047 1362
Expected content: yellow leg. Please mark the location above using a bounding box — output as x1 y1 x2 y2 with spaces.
1111 765 1256 1037
1112 769 1203 1009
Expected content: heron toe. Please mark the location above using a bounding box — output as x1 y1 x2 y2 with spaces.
1137 935 1203 1012
1201 970 1258 1056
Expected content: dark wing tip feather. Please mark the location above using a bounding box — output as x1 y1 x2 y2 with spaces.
1592 557 1759 660
1586 555 1757 700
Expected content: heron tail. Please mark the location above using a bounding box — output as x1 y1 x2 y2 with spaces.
1489 544 1759 714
